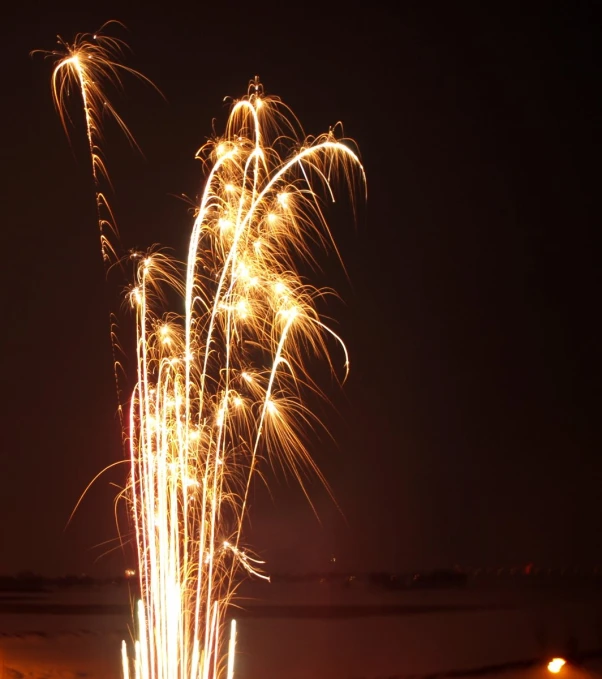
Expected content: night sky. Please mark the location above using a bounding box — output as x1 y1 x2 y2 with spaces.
1 4 598 577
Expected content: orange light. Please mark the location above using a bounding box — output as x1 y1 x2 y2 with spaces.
548 658 566 674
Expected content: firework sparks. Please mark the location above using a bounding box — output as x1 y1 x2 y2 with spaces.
42 26 364 679
34 22 158 419
36 20 156 264
124 81 364 679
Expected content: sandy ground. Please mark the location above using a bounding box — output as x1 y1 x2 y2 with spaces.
1 579 602 679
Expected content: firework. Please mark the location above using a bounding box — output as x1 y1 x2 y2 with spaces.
34 21 158 418
42 26 364 679
123 80 364 679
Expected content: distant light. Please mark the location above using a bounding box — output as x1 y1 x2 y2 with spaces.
125 569 136 578
548 658 566 674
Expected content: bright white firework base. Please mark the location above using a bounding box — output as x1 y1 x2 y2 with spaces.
121 602 237 679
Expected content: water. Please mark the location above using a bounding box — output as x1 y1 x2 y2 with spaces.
1 576 601 678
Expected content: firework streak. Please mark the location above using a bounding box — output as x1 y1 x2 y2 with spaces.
41 26 364 679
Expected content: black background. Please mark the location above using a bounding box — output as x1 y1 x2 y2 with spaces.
0 2 598 576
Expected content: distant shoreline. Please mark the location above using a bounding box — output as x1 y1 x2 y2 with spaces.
0 600 512 617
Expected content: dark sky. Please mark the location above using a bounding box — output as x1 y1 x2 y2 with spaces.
1 3 598 577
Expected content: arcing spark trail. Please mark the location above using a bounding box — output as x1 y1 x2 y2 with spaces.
42 26 364 679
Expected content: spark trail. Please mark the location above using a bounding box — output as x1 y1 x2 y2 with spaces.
36 21 157 418
123 82 364 678
42 25 364 679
